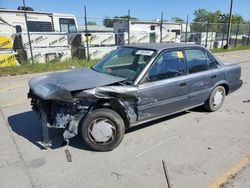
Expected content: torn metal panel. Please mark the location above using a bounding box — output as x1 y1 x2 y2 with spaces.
72 88 111 99
117 100 138 125
63 110 87 142
96 85 138 98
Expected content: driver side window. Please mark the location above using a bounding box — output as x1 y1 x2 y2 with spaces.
147 50 186 82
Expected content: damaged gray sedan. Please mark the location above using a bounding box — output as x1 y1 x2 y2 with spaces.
28 43 242 151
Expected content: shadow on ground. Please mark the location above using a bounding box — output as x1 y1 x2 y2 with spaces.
8 111 91 151
7 106 205 150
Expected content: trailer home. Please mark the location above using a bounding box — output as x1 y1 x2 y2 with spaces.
0 7 82 66
0 7 78 35
113 20 189 45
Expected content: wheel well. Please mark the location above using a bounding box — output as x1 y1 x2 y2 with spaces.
220 84 229 95
91 99 130 128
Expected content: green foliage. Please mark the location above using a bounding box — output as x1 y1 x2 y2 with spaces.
193 9 210 23
87 21 97 25
103 15 137 27
211 45 250 53
103 17 114 28
193 8 245 24
191 9 246 32
0 58 98 76
171 17 184 23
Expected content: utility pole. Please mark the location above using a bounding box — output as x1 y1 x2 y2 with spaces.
226 0 233 49
84 5 90 60
23 0 34 64
160 12 163 43
185 15 189 43
127 9 130 45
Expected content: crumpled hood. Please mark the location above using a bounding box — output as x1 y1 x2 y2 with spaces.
28 67 125 101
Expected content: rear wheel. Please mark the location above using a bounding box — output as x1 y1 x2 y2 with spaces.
204 86 226 112
81 108 125 151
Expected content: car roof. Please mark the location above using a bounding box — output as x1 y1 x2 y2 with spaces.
122 43 205 52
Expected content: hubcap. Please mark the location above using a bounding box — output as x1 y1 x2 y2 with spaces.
212 89 224 107
88 118 116 143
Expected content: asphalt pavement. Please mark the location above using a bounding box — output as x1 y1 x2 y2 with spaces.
0 50 249 188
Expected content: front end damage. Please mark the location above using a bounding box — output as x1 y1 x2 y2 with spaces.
28 83 139 148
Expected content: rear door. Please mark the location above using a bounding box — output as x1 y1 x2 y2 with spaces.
184 48 221 107
136 49 189 121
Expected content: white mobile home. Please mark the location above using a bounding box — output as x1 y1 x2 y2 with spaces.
0 7 78 35
113 20 190 45
0 7 82 65
79 25 116 46
181 32 216 49
79 25 117 59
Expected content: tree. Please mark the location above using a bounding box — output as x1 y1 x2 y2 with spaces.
193 8 210 23
87 21 97 25
191 8 246 32
193 8 245 24
171 17 184 23
103 17 114 27
103 15 137 28
230 14 244 24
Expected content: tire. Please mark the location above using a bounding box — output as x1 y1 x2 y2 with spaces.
81 108 125 151
204 86 226 112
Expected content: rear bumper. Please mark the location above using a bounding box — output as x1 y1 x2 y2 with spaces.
228 79 243 94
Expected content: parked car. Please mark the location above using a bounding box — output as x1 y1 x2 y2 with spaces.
28 43 242 151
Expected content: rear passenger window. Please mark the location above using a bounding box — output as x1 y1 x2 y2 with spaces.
185 49 208 73
207 53 218 69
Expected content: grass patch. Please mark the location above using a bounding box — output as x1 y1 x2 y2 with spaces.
1 45 250 77
211 45 250 53
0 58 98 76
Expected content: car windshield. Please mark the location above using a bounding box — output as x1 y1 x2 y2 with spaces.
92 47 156 82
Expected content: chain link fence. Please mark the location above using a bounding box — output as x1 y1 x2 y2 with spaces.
0 7 250 66
184 22 250 49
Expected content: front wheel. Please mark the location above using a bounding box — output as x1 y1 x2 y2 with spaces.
204 86 226 112
81 108 125 151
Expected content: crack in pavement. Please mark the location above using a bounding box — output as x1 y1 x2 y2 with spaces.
0 109 36 188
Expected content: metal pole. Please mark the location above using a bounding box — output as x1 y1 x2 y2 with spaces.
180 24 183 41
23 0 34 64
234 22 240 47
226 0 233 49
205 21 209 48
210 29 213 49
221 22 226 49
41 108 51 148
185 15 189 44
247 23 250 45
84 5 90 61
160 12 163 43
127 9 130 44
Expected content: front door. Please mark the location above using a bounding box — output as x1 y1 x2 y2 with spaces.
136 50 188 121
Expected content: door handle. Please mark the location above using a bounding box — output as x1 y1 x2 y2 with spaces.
211 75 217 79
179 82 187 87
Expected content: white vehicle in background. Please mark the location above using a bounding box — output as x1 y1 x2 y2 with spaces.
0 6 83 66
0 6 78 34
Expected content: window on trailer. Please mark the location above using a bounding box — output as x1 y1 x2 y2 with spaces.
27 21 53 32
59 18 77 33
